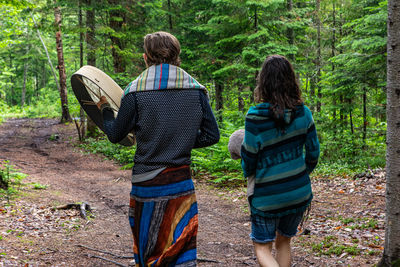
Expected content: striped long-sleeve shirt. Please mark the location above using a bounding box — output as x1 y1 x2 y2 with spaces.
241 103 320 218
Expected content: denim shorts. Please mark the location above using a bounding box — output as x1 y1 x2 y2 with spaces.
250 211 304 243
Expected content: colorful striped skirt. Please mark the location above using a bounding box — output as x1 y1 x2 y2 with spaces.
129 165 198 267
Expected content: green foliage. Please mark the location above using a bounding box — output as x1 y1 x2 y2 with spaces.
0 161 27 201
312 235 361 256
0 0 389 183
31 182 47 190
78 137 136 167
192 111 245 183
312 108 386 176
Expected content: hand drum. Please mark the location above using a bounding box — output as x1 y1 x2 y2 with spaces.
228 129 244 160
70 65 135 146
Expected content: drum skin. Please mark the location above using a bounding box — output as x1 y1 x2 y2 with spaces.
70 65 135 146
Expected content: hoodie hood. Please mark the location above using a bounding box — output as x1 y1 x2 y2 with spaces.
124 64 206 95
249 102 300 125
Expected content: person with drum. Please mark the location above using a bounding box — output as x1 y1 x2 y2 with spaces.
97 31 220 266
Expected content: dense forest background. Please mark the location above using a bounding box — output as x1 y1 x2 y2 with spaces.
0 0 387 180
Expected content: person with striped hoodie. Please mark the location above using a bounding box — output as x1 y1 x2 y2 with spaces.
241 55 320 267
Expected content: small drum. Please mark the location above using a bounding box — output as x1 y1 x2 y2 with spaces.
70 65 135 146
228 129 244 160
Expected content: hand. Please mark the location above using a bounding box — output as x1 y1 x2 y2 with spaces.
96 96 109 109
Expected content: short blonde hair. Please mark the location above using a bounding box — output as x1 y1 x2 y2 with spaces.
143 31 181 66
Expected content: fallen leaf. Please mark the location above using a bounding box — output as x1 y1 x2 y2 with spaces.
368 243 384 250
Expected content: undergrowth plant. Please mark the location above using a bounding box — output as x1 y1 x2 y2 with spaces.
77 108 386 186
0 161 27 202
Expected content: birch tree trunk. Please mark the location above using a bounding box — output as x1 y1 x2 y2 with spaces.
54 5 71 123
31 13 60 93
378 0 400 265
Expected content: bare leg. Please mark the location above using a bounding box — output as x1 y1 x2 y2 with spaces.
275 233 292 267
253 242 279 267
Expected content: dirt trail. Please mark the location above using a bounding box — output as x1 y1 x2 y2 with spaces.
0 118 256 266
0 118 386 267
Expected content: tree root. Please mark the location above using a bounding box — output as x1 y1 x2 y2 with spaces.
78 244 135 266
78 244 223 265
55 202 92 219
87 254 129 267
77 244 134 259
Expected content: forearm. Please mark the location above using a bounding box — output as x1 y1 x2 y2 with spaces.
193 91 220 148
101 94 136 144
305 123 320 174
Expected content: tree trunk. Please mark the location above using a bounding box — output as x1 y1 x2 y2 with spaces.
7 53 17 106
252 7 258 104
287 0 295 61
21 60 28 107
41 61 46 90
108 0 126 73
238 85 244 112
340 95 344 123
167 0 173 30
349 99 354 135
54 5 71 123
86 0 96 66
35 75 39 98
254 5 258 32
332 2 336 120
362 87 367 142
31 13 60 93
79 0 84 68
215 82 223 122
378 0 400 265
79 0 87 139
310 74 316 111
86 0 98 136
316 0 322 112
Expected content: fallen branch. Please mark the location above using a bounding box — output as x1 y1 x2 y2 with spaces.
56 202 92 219
80 244 217 264
233 255 257 265
198 257 222 263
88 254 128 267
77 244 134 259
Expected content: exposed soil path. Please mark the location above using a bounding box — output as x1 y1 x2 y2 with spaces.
0 118 386 266
0 118 255 266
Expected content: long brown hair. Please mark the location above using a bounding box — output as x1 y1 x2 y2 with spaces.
143 31 181 66
254 55 303 127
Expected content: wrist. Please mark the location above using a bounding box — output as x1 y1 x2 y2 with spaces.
99 102 111 113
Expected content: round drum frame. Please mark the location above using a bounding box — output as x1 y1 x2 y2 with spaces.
70 65 135 146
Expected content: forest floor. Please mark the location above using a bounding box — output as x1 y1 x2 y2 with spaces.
0 118 385 267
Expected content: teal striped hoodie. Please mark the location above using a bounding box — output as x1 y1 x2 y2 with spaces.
241 103 320 217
